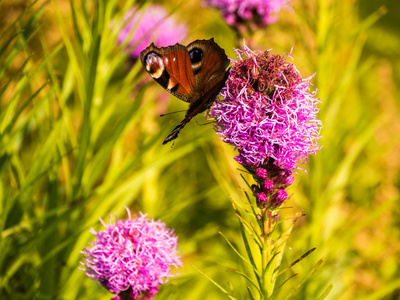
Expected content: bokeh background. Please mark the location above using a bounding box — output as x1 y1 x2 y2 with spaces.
1 0 399 299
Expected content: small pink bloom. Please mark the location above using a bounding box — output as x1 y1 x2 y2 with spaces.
264 180 274 193
272 189 288 207
256 168 268 179
256 192 268 207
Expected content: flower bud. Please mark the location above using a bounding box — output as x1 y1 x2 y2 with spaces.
256 168 268 180
264 180 274 193
272 189 288 208
256 192 268 208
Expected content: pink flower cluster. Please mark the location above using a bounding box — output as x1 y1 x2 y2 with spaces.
80 210 182 299
253 166 293 208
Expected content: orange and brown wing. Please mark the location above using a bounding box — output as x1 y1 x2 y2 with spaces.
186 39 230 98
185 39 230 114
140 43 196 103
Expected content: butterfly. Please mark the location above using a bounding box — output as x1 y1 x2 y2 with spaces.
140 38 230 144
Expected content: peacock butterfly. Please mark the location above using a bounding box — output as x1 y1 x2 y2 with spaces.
140 38 230 144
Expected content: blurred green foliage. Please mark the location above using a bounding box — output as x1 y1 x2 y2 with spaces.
0 0 399 299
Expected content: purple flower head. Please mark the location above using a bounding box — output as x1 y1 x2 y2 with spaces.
80 209 182 299
204 0 289 32
117 5 188 59
208 44 322 173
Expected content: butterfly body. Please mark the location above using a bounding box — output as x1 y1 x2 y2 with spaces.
140 39 230 144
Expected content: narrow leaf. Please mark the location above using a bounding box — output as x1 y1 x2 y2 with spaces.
316 284 333 300
246 286 256 300
238 219 261 285
282 257 326 300
228 269 262 296
277 247 316 277
219 231 255 271
193 266 238 300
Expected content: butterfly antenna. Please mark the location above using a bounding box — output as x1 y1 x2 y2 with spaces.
159 110 186 117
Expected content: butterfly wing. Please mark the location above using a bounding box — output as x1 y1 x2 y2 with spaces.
140 43 195 103
184 39 230 116
187 39 230 100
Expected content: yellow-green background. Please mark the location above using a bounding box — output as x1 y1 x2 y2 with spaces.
0 0 399 299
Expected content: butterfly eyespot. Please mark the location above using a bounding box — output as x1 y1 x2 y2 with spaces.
145 52 164 79
189 48 203 63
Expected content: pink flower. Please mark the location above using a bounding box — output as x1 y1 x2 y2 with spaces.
204 0 289 32
208 44 322 172
80 209 182 299
208 43 322 209
117 5 188 59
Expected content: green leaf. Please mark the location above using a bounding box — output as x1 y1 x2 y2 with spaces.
238 214 262 286
316 284 333 300
277 248 316 277
219 231 256 272
193 265 238 300
228 269 262 296
281 257 326 300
